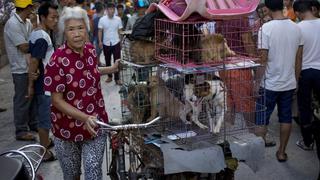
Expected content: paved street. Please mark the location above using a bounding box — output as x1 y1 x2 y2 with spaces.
0 64 318 180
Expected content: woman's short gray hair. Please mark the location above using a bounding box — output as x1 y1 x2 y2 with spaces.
58 6 90 35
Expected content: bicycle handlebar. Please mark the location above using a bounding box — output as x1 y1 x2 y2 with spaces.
96 116 161 130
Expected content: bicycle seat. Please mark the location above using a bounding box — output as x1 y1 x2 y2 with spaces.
0 156 29 180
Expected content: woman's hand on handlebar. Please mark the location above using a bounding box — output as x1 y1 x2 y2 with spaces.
85 116 98 137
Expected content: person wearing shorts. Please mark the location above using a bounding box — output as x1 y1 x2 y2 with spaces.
28 2 59 161
255 0 303 162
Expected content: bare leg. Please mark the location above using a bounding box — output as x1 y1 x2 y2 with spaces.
38 128 51 158
254 125 267 140
278 123 292 157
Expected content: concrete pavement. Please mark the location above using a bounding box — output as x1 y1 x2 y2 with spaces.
0 64 318 180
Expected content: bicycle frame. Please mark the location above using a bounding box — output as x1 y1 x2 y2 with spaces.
97 116 161 180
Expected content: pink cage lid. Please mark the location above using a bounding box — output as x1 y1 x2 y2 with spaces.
146 0 260 21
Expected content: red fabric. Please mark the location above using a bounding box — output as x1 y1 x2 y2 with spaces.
220 69 254 113
44 43 108 141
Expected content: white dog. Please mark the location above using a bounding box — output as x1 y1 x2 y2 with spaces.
184 79 226 133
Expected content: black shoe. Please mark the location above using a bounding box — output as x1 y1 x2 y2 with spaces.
276 151 288 162
293 116 300 125
0 108 6 112
296 139 314 151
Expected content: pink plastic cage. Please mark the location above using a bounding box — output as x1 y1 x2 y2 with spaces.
147 0 260 21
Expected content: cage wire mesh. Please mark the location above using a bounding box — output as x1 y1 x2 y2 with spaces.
121 35 157 65
119 61 159 124
116 15 266 173
155 18 259 67
119 64 265 146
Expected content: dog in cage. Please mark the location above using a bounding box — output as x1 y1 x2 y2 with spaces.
148 75 192 122
152 71 227 133
200 33 236 63
127 83 152 123
129 39 155 64
157 20 236 64
185 75 227 133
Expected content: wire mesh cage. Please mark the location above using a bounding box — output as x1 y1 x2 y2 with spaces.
115 64 266 176
115 15 266 175
121 36 157 65
155 65 265 142
119 62 265 147
119 61 159 123
155 18 258 67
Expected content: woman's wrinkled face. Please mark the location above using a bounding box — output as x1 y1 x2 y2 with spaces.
64 19 87 51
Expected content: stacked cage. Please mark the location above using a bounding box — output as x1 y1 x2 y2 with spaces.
117 51 165 176
116 17 266 176
155 18 258 67
151 17 265 145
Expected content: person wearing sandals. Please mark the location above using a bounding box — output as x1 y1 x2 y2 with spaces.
293 0 320 151
255 0 303 162
3 0 38 141
44 6 120 179
27 2 59 162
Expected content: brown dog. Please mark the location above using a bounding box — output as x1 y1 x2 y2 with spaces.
127 84 151 123
200 33 235 63
130 40 155 65
148 76 190 122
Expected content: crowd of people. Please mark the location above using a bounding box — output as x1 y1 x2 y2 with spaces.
0 0 320 179
254 0 320 164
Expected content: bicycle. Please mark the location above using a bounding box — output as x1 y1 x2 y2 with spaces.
96 116 162 180
0 144 46 180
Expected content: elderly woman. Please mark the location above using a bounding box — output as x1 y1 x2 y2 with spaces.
44 6 118 179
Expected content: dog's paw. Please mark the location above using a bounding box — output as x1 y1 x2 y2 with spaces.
197 123 208 129
182 120 192 125
213 127 221 133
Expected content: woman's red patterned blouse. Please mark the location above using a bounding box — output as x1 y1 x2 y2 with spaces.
44 43 108 141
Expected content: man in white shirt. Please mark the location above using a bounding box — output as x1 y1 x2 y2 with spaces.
255 0 303 162
293 0 320 152
98 3 123 85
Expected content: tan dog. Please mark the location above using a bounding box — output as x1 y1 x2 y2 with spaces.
200 33 235 63
148 76 191 122
129 40 155 65
127 84 151 123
